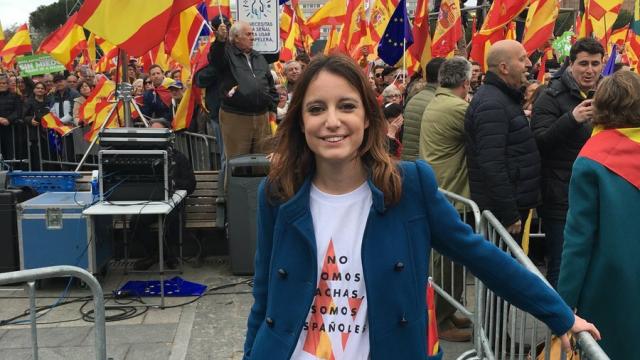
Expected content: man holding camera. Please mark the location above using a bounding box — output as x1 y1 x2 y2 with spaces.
530 38 605 288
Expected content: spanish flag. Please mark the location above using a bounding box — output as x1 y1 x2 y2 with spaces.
79 78 116 124
522 0 560 55
431 0 462 58
38 13 87 70
207 0 231 21
408 0 431 76
172 86 197 131
580 128 640 189
141 43 171 74
427 279 440 356
165 6 207 68
0 21 6 50
0 24 32 64
306 0 346 30
280 13 300 62
323 26 340 55
95 47 119 74
84 101 120 142
280 3 294 41
478 0 528 35
369 0 394 44
76 0 200 57
41 112 74 137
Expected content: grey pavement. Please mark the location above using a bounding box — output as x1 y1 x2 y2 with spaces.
0 257 474 360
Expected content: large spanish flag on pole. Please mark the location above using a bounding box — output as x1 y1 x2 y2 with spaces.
408 0 432 76
522 0 560 55
39 13 87 70
165 6 207 68
0 24 32 64
76 0 200 57
431 0 462 58
478 0 529 34
369 0 394 43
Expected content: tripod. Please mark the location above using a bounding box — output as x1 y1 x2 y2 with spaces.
74 81 151 172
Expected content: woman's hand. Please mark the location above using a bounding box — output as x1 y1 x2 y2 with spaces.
559 314 601 352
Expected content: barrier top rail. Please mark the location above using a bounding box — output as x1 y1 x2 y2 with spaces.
480 210 609 360
0 265 107 360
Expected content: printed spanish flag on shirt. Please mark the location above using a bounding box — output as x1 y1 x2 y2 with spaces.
581 127 640 189
41 112 74 137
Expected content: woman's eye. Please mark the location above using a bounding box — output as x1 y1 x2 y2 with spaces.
307 106 324 114
339 103 357 111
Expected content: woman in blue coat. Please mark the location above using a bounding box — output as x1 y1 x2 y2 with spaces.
558 70 640 360
244 55 599 360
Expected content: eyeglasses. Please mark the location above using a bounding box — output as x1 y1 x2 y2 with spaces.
388 94 401 98
144 81 152 84
375 73 383 78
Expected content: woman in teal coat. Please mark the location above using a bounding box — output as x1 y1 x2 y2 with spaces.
244 55 599 360
558 70 640 359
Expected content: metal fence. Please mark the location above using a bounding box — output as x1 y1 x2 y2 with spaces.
0 123 219 173
0 265 107 360
476 211 609 360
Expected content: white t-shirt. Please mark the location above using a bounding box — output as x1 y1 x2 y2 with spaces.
291 182 372 360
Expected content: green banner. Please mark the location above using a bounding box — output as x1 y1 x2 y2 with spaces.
16 54 66 77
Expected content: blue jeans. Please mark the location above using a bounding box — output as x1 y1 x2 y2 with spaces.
542 218 565 289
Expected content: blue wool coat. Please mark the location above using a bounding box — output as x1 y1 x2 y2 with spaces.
244 161 574 360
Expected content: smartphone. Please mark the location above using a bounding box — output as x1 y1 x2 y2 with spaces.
586 90 596 99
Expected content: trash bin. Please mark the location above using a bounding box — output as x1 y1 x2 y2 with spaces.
226 154 269 275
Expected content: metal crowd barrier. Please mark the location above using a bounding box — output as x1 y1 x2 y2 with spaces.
431 189 482 317
173 131 219 171
0 125 220 172
476 211 609 360
0 124 99 171
0 265 107 360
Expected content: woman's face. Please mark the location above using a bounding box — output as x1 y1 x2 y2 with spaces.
133 81 143 95
33 84 46 96
302 70 368 167
144 79 154 91
80 83 92 97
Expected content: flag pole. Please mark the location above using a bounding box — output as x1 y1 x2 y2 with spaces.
120 49 133 127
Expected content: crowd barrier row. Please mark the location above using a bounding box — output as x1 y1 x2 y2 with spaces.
0 123 220 172
433 191 609 360
0 266 107 360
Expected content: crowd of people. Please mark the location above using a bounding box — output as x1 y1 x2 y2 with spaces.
0 17 636 358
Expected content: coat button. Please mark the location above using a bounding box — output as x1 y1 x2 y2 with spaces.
277 268 288 279
399 315 408 326
394 262 405 271
265 317 275 327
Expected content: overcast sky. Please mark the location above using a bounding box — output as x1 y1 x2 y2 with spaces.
0 0 59 28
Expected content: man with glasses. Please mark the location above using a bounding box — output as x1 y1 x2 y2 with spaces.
372 64 386 94
42 74 55 95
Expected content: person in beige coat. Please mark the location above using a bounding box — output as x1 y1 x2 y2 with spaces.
419 56 472 342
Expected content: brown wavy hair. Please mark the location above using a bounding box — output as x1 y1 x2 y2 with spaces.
267 55 402 205
593 70 640 129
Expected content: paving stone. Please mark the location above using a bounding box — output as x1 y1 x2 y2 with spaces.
143 306 183 324
83 324 177 345
0 326 90 349
126 342 172 360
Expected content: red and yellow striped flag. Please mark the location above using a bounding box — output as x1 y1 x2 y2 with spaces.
172 86 197 131
41 112 74 136
369 0 394 44
626 30 640 74
323 26 340 55
522 0 560 55
408 0 432 76
505 22 517 41
95 47 119 74
427 279 440 356
588 0 623 42
431 0 462 58
280 12 300 62
0 24 32 64
580 127 640 189
306 0 347 30
79 77 116 124
76 0 200 57
0 21 6 50
165 6 207 68
207 0 231 21
38 13 87 70
280 3 294 41
588 0 623 21
478 0 528 35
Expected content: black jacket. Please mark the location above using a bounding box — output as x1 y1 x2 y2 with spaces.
530 70 593 220
171 150 196 195
464 71 541 226
209 40 278 115
22 96 52 141
0 90 21 124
